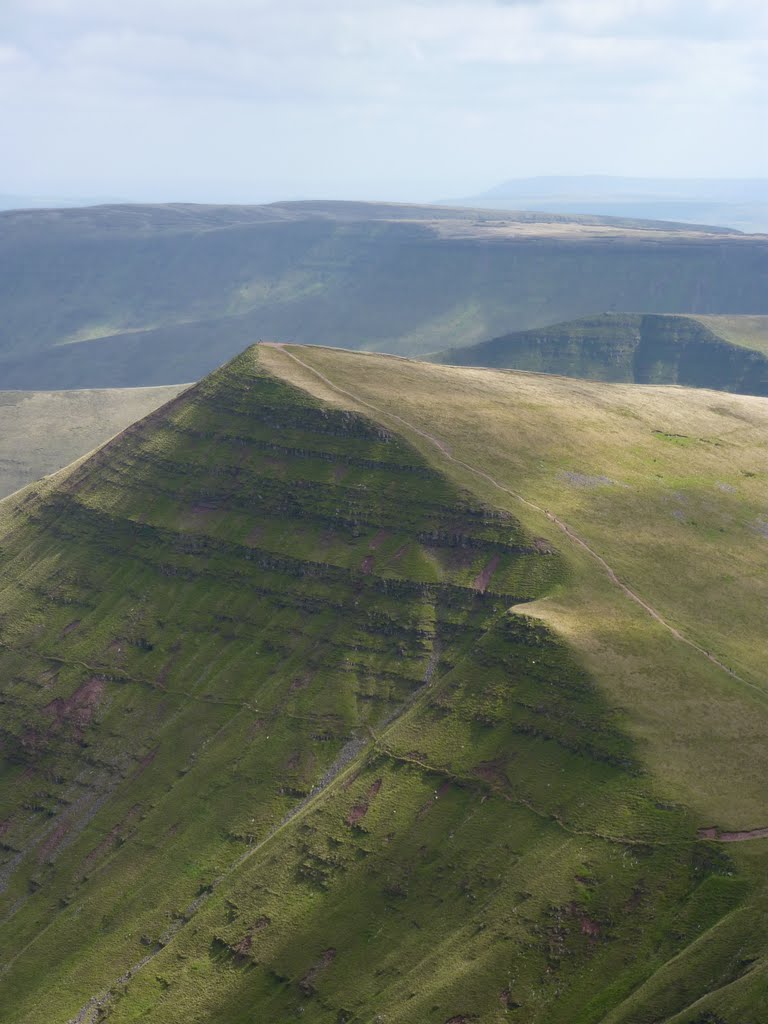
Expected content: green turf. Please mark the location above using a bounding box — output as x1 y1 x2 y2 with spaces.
2 202 767 389
1 347 767 1023
430 313 768 397
0 385 186 500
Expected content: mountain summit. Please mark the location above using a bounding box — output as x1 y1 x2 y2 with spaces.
2 345 766 1022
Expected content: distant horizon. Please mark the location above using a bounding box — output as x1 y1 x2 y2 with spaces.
3 173 768 212
2 1 766 205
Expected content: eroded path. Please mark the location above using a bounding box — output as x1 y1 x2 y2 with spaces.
271 344 760 696
698 825 768 843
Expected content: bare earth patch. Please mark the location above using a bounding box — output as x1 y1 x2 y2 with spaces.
698 825 768 842
43 677 105 730
473 555 500 593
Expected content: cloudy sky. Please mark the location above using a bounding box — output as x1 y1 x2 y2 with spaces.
1 0 767 203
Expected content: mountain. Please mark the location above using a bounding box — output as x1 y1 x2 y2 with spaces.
0 385 186 499
429 313 768 396
1 200 767 390
448 176 768 233
0 195 125 211
1 344 767 1023
479 176 768 204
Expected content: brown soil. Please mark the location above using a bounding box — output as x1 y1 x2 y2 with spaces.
341 768 362 790
131 748 157 779
43 677 105 730
472 761 511 788
369 529 392 550
37 820 71 864
299 948 337 995
333 464 349 483
567 902 601 938
289 673 312 692
247 719 265 741
417 779 453 819
472 555 500 593
232 933 253 961
346 802 369 825
61 619 81 637
360 555 374 575
698 824 768 842
346 778 382 825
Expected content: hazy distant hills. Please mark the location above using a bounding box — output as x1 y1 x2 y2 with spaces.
0 384 185 499
447 175 768 233
2 199 767 390
0 193 125 211
430 312 768 396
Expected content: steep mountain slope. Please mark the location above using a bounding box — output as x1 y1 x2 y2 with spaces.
1 201 767 389
430 313 768 396
691 314 768 356
1 346 767 1023
0 385 186 499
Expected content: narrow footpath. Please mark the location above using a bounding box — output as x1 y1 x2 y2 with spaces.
271 344 759 695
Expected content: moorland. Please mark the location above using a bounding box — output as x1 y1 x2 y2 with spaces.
2 201 767 389
1 342 766 1023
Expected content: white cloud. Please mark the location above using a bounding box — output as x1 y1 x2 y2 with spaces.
0 0 766 199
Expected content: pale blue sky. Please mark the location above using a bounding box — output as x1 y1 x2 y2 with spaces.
1 0 766 203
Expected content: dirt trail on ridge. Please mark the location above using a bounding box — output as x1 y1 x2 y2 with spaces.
270 344 760 697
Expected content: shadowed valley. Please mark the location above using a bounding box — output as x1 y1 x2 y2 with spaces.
431 313 768 396
2 202 768 390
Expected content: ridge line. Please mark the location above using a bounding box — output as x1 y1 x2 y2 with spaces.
270 344 760 695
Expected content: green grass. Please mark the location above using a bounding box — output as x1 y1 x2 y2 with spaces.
262 346 768 823
430 313 768 397
1 345 767 1022
692 315 768 357
2 203 768 389
0 385 186 499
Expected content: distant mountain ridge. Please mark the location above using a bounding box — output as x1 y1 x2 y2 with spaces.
0 385 186 499
2 200 766 390
430 313 768 396
445 176 768 233
479 175 768 202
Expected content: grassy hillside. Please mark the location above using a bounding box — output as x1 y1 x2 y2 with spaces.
1 346 767 1022
1 201 767 389
430 313 768 395
0 386 186 499
691 315 768 357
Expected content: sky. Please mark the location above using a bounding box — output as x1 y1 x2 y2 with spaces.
1 0 767 203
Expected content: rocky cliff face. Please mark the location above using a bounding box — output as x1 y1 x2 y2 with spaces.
432 313 768 396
